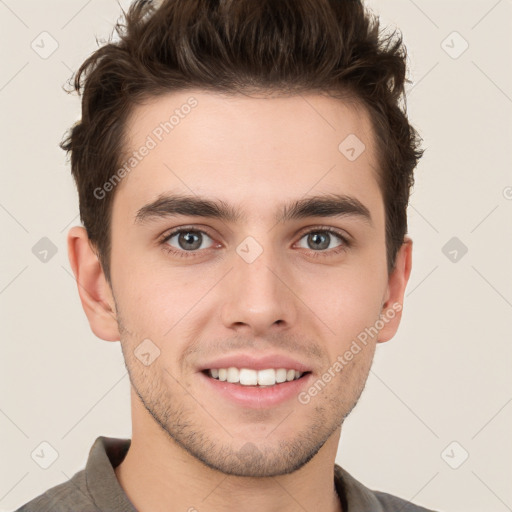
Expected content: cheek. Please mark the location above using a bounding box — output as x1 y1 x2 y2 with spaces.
302 264 386 349
111 252 218 360
110 254 172 340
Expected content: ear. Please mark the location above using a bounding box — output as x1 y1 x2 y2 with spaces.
67 226 120 341
377 236 413 343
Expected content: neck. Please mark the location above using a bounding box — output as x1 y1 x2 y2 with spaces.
115 395 343 512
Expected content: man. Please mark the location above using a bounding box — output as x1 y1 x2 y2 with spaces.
16 0 435 510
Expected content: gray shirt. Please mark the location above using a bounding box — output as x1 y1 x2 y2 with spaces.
14 436 438 512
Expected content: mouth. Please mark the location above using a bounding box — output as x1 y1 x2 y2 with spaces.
197 354 313 408
203 367 310 387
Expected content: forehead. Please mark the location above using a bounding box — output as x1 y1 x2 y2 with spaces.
114 89 383 225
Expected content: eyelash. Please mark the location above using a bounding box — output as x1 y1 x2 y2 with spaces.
160 226 351 260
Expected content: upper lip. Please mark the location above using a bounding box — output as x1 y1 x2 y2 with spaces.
198 353 312 373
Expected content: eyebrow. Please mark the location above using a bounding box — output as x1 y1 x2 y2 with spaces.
134 192 373 227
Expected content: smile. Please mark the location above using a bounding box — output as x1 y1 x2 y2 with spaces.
206 367 307 386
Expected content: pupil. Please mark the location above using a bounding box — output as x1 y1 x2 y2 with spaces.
181 232 200 250
310 232 328 250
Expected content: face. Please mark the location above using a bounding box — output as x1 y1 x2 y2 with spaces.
105 90 400 477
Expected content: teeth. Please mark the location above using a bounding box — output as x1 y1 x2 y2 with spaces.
227 367 239 383
275 368 287 383
240 368 258 385
257 368 275 386
207 367 304 386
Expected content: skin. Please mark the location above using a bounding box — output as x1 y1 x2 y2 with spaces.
68 89 412 512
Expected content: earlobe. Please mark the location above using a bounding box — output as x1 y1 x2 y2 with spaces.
377 236 413 343
67 226 120 342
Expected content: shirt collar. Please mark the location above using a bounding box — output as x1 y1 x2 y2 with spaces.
87 436 385 512
85 436 137 512
335 464 386 511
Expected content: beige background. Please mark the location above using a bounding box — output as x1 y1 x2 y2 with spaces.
1 1 511 511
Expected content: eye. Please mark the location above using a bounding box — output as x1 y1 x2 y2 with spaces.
160 226 350 260
296 228 350 256
162 228 216 256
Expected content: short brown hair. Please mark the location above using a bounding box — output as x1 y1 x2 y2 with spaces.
62 0 423 282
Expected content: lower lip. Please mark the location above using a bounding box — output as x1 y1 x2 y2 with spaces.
199 371 312 409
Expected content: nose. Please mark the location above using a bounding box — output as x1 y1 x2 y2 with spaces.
220 238 298 337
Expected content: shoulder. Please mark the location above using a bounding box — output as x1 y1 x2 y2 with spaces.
372 489 439 511
13 469 97 512
335 464 439 512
